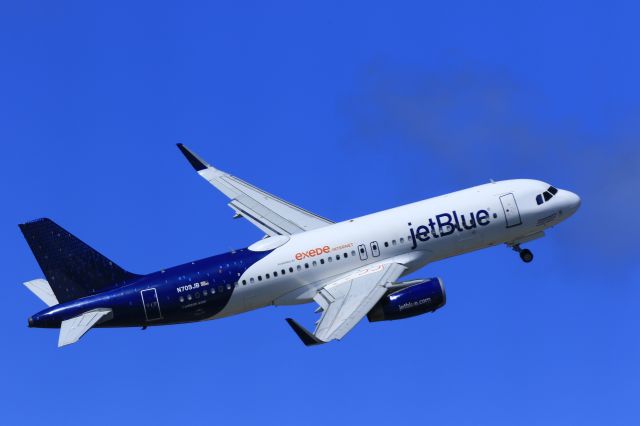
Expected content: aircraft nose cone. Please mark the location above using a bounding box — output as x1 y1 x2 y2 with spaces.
564 190 581 215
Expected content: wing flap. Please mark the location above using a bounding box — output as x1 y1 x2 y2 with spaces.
58 308 113 347
229 198 299 235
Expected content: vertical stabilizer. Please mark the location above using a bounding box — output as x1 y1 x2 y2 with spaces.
19 218 140 303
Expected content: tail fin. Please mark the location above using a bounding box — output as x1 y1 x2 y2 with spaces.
19 218 141 303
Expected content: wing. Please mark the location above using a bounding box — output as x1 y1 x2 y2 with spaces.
177 144 333 236
58 308 113 347
286 262 407 345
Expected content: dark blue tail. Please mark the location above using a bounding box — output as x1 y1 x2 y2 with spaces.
19 218 141 303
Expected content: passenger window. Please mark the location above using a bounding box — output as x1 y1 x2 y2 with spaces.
344 253 348 258
384 242 389 247
351 250 356 256
250 278 255 284
312 261 317 267
265 273 270 279
328 257 333 263
281 269 286 275
187 294 192 301
536 194 543 205
289 267 294 273
226 283 231 290
218 285 224 292
195 292 200 299
392 240 397 246
273 271 278 277
305 263 309 269
336 255 340 260
258 276 262 282
399 238 404 244
297 265 302 271
203 289 208 296
242 280 247 285
179 296 184 303
320 259 325 265
543 191 552 201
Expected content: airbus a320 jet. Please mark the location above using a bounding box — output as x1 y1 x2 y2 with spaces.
20 144 581 347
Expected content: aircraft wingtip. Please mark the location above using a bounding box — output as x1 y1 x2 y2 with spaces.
176 143 210 171
285 318 324 347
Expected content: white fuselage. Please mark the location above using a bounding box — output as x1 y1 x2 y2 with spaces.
216 179 581 318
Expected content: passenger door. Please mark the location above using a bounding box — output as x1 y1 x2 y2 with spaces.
499 193 522 228
141 288 162 321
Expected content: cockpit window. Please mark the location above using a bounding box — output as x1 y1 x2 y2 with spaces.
536 185 559 205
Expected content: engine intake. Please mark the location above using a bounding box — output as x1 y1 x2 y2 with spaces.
367 278 446 322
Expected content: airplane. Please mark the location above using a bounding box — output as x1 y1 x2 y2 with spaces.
20 144 581 347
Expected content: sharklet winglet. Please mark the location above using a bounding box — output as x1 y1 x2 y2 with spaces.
285 318 325 347
176 143 210 171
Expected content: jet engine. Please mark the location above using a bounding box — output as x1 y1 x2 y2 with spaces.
367 278 446 322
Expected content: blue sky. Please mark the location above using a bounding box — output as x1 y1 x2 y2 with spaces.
1 1 639 425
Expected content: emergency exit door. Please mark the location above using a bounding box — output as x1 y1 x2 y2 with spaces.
358 244 368 261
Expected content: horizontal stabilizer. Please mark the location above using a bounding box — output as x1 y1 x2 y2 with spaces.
58 308 113 348
24 279 59 307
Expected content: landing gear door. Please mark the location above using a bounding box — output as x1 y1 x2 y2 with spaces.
500 193 522 228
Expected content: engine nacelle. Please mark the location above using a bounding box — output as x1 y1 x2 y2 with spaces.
367 278 446 322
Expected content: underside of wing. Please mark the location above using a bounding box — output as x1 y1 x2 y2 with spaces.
177 144 333 236
286 262 407 345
